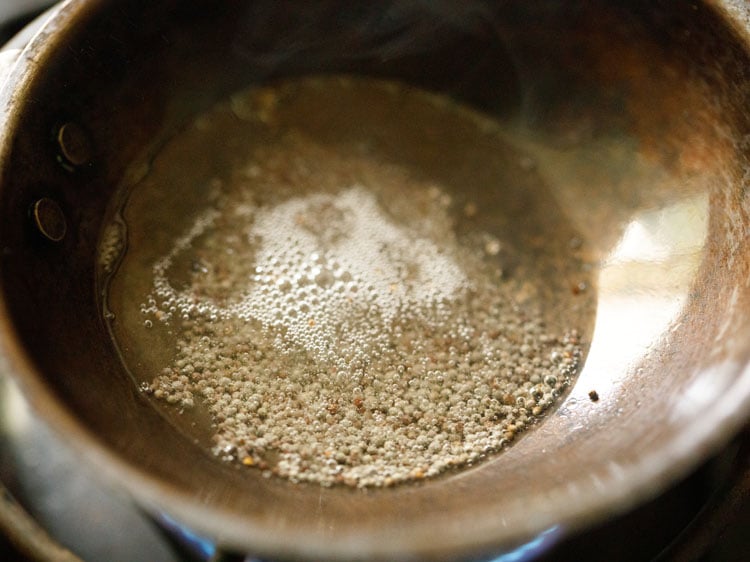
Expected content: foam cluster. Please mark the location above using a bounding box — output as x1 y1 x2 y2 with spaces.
144 186 467 374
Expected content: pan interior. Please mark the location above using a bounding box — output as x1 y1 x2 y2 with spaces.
101 75 596 488
1 1 749 559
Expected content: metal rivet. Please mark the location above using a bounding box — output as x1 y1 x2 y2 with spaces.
32 198 67 242
57 122 92 167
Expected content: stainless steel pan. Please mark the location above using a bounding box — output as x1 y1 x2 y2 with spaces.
1 1 750 560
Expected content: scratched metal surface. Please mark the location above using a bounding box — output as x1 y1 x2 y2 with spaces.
2 1 750 560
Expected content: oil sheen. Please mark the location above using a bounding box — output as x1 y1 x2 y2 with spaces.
99 76 595 487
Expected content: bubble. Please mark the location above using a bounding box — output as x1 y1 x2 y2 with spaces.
126 77 585 489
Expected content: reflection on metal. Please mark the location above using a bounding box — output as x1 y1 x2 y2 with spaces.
57 122 93 169
572 194 709 402
32 197 66 242
673 362 740 422
0 49 21 90
0 372 31 437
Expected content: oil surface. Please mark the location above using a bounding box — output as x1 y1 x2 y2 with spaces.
100 76 596 486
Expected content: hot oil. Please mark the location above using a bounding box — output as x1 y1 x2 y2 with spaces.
99 76 598 487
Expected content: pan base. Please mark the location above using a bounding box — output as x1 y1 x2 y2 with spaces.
100 76 595 487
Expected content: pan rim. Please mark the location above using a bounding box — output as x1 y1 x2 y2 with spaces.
1 0 750 559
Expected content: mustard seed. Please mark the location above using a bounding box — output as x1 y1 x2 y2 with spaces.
113 76 586 488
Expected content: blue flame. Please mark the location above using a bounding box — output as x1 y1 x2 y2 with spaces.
157 512 217 560
484 526 562 562
156 511 560 562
